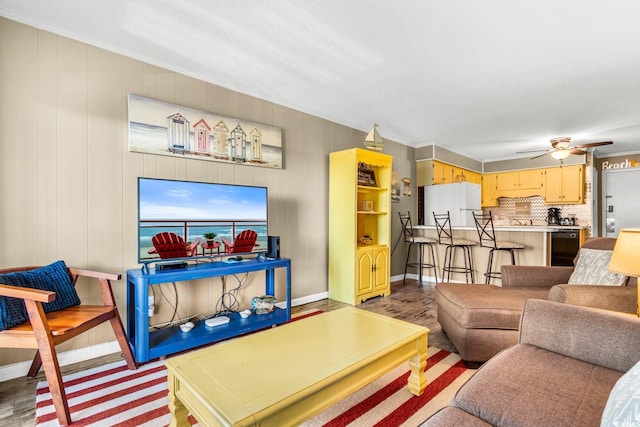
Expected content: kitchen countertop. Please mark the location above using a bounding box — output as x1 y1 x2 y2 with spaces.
412 225 586 232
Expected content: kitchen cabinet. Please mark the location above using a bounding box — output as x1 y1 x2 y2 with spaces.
433 160 452 184
482 174 498 207
496 169 544 197
545 165 584 204
356 247 390 299
424 160 481 186
328 148 391 305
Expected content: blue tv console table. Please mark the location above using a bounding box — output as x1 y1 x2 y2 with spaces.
125 257 291 363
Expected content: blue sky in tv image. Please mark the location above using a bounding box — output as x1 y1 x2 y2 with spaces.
138 178 268 261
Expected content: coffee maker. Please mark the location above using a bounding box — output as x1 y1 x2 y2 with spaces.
547 208 561 225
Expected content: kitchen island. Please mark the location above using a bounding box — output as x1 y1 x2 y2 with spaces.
412 224 586 284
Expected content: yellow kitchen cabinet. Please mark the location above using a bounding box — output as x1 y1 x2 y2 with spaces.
482 174 498 207
545 165 584 204
432 160 451 184
431 160 480 185
416 160 430 186
466 170 482 185
496 169 544 197
356 246 390 299
329 148 392 305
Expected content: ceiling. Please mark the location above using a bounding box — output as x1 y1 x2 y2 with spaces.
2 0 640 162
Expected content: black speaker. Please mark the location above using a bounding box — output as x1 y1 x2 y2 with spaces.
267 235 280 259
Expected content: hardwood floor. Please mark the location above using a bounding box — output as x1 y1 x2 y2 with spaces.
0 278 452 426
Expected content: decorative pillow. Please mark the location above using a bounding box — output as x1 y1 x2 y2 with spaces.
568 248 627 286
0 260 81 331
601 360 640 427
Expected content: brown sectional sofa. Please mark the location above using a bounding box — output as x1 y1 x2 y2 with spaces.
424 299 640 426
435 237 637 364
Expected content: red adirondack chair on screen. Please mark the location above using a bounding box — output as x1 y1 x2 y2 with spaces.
221 230 258 254
148 232 200 258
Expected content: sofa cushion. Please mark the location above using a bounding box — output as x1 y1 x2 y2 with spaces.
0 261 80 331
600 359 640 426
568 248 627 286
435 283 549 329
453 344 622 427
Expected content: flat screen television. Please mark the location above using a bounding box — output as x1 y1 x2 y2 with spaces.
138 177 268 264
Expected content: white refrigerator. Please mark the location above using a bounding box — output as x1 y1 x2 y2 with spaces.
424 182 482 226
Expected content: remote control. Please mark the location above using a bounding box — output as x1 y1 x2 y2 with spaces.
205 316 230 327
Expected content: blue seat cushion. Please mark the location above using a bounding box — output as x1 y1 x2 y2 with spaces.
0 260 81 331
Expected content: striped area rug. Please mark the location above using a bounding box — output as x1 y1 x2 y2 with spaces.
36 312 473 426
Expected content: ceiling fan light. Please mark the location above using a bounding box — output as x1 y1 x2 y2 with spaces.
551 149 571 160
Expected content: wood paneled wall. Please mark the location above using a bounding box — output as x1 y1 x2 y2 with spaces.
0 17 416 366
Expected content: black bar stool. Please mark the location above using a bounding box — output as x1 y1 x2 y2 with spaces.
399 212 438 284
473 211 525 284
433 211 477 283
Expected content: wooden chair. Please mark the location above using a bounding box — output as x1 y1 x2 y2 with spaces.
221 230 258 254
0 265 137 426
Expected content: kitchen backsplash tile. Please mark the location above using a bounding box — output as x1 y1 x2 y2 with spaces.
484 157 593 236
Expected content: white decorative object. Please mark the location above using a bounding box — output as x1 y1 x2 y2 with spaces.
364 123 384 151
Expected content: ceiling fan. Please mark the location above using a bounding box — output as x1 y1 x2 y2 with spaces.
519 137 613 161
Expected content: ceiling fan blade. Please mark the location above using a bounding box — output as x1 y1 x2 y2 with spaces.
529 152 549 160
571 141 613 149
517 149 550 154
570 149 587 155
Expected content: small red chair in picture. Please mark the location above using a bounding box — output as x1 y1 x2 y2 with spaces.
221 230 258 254
148 232 200 258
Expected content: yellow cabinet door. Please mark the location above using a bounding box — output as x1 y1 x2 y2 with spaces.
466 171 482 185
518 169 544 190
432 161 449 184
372 247 389 292
451 166 464 183
562 165 584 203
356 249 374 296
496 171 519 191
482 174 498 207
544 167 563 203
545 165 584 204
496 169 544 197
356 247 390 298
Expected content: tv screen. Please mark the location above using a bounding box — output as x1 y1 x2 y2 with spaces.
138 177 268 263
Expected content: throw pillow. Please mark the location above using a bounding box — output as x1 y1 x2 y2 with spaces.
0 260 81 331
601 360 640 427
568 248 627 286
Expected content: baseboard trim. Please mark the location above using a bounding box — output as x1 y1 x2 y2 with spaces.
0 341 122 382
392 273 439 283
291 291 329 307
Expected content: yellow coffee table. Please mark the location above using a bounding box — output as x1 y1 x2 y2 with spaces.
165 307 429 427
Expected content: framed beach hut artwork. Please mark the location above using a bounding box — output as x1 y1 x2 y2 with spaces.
128 94 283 169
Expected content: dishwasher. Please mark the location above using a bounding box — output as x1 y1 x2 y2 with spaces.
550 231 581 266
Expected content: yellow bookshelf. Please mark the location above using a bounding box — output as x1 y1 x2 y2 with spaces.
328 148 392 305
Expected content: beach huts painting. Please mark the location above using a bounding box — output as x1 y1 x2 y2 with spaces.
128 94 283 169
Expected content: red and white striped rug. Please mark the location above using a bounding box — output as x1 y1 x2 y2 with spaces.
36 311 473 426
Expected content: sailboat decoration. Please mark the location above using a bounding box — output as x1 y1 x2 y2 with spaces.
364 123 384 151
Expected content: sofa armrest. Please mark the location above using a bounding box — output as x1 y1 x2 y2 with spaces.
548 284 637 315
501 265 574 288
519 299 640 373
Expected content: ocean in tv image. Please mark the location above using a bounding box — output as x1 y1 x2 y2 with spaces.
138 178 268 261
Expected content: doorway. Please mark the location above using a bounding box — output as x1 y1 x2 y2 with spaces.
602 168 640 237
